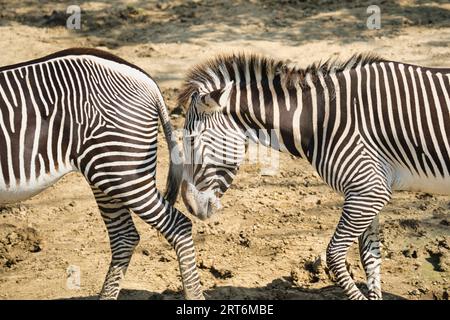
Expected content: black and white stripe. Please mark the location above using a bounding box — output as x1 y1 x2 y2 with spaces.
178 53 450 300
0 48 203 300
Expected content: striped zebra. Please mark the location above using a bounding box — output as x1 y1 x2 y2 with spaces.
178 53 450 300
0 48 203 300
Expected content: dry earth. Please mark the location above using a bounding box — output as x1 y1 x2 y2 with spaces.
0 0 449 300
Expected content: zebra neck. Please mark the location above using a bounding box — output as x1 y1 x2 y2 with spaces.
229 74 323 162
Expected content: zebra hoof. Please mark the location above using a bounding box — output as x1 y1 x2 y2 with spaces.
98 295 118 300
368 292 382 300
185 292 206 300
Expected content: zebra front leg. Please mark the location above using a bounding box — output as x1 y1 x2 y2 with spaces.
91 186 140 300
327 192 389 300
358 215 382 300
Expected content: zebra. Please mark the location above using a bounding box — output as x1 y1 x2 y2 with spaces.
0 48 204 300
177 53 450 300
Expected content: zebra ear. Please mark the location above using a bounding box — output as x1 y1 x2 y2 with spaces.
197 81 234 114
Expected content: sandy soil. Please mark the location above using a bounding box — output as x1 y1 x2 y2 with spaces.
0 0 449 300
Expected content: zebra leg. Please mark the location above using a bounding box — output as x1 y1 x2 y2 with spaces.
327 193 389 300
100 182 204 299
88 166 204 300
167 212 204 300
358 215 382 300
91 186 140 300
134 199 204 300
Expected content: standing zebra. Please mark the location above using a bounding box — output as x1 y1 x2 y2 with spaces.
0 48 203 300
178 53 450 300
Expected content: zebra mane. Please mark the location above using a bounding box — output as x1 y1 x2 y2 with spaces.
177 52 384 107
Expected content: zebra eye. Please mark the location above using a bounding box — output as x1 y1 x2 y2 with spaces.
199 95 208 105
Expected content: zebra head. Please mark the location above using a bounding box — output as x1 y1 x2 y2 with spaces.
180 81 247 220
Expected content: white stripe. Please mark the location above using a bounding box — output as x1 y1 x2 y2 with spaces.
34 64 50 116
255 61 266 123
398 64 419 146
0 74 16 133
317 71 329 175
245 61 266 140
424 70 449 176
416 67 444 175
0 97 14 187
305 73 318 164
26 66 42 183
292 80 306 158
372 63 402 168
409 66 436 176
4 71 18 107
13 70 27 184
329 69 353 190
46 62 59 175
396 64 422 175
54 61 67 168
206 68 221 89
436 73 450 113
385 62 417 171
59 60 75 166
325 71 341 186
232 61 255 140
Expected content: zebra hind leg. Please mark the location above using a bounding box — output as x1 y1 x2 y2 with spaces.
91 186 140 300
133 195 204 300
358 215 382 300
327 190 390 300
90 171 204 299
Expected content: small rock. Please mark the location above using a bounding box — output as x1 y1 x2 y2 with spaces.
408 289 420 296
399 219 421 231
416 193 433 200
238 231 251 248
209 265 234 279
156 2 170 10
402 246 419 259
440 219 449 226
159 256 171 262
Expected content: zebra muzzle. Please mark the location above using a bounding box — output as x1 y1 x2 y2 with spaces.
181 180 221 220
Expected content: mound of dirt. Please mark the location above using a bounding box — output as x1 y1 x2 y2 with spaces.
0 224 43 270
291 254 335 287
425 237 450 272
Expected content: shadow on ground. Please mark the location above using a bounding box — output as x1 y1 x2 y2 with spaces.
0 0 449 48
62 277 407 300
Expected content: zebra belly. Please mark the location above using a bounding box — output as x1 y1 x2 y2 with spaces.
392 167 450 195
0 167 74 204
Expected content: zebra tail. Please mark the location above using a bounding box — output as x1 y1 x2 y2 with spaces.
156 95 183 206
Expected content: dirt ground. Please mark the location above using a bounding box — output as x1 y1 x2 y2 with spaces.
0 0 449 300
